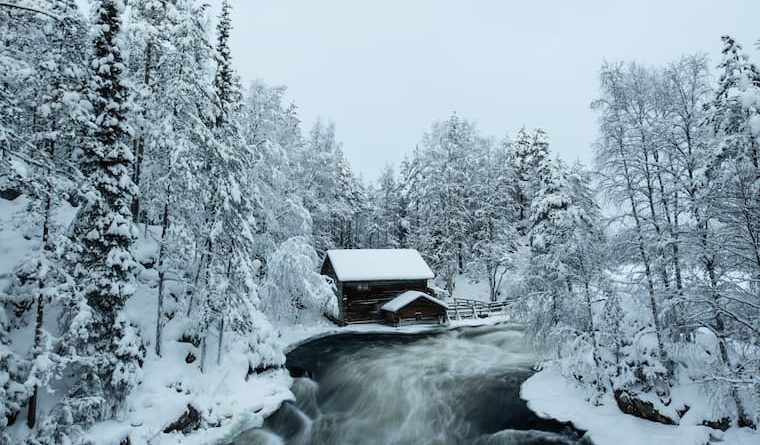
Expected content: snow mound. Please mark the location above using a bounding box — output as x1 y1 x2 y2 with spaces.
521 368 760 445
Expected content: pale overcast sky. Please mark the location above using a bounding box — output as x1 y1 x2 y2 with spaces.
206 2 758 180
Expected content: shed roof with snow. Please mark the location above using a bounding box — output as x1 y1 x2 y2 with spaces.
324 249 435 282
381 290 448 312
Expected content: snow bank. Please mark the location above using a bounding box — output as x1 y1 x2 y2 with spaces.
521 368 760 445
90 225 294 445
87 361 292 445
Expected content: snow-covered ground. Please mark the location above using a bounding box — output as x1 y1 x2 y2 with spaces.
84 268 293 445
450 274 492 301
0 196 293 445
448 272 518 303
522 367 760 445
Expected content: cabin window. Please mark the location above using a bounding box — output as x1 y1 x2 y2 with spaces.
358 283 369 291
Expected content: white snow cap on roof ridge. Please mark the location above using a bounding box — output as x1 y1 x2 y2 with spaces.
325 248 435 282
381 290 448 312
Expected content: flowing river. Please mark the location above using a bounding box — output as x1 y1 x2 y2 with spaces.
232 325 592 445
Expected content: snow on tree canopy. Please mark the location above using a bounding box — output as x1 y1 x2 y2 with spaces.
326 249 435 281
381 290 448 312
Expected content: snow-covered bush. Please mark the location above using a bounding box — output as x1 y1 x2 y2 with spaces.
261 236 338 324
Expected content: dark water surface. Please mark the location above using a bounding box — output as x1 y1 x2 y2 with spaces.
233 325 591 445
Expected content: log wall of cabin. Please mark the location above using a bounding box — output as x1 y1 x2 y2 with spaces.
395 298 446 321
343 280 428 323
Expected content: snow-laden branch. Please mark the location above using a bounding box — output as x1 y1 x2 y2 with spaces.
0 2 62 21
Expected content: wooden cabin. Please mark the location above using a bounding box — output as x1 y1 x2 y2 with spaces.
321 249 448 325
381 290 448 326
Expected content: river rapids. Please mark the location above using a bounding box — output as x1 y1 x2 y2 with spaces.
232 325 592 445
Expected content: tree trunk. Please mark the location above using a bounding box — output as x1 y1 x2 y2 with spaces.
155 190 170 356
552 290 561 358
617 138 669 377
216 318 224 366
652 146 684 335
28 135 56 428
583 278 605 398
639 139 672 297
457 242 464 274
131 40 152 222
26 281 44 428
488 263 497 302
200 335 207 373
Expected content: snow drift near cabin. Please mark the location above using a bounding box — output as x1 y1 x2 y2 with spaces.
325 248 435 281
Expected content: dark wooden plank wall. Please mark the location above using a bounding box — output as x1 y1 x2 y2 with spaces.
384 297 447 326
320 258 338 281
343 280 428 323
396 298 446 321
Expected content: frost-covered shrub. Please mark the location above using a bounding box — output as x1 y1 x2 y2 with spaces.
261 236 338 324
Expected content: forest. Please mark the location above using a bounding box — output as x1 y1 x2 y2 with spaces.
1 1 759 444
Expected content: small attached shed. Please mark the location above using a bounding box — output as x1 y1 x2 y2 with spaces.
381 291 448 326
320 249 444 324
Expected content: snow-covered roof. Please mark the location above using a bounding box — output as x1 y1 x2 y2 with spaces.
381 290 448 312
325 249 434 282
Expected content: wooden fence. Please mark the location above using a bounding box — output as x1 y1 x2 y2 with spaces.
447 297 512 320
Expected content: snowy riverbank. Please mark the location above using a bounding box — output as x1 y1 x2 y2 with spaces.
277 313 518 353
521 367 760 445
103 316 517 445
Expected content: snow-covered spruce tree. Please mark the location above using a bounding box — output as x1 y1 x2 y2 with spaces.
525 156 609 400
510 128 533 229
0 0 96 434
214 0 234 124
297 120 340 253
128 0 220 356
186 0 284 373
509 128 551 234
295 120 365 252
396 154 422 249
55 0 142 433
367 164 403 248
526 157 576 350
125 0 179 224
415 114 481 294
470 141 519 301
561 163 608 399
335 154 368 248
702 35 760 427
240 81 314 256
